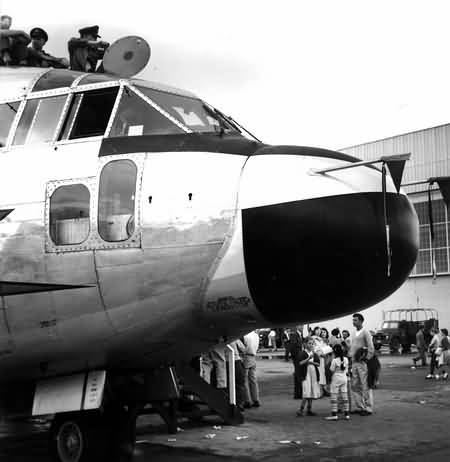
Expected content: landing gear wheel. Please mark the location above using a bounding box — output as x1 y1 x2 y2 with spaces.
55 420 84 462
50 412 105 462
50 407 138 462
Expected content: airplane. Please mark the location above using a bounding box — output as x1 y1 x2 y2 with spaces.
0 37 419 461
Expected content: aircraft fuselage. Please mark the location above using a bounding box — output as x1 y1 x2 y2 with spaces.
0 67 419 386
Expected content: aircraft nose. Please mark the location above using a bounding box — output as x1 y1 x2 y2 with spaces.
240 157 419 324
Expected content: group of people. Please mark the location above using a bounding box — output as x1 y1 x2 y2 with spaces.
0 14 109 72
413 324 450 380
200 330 261 412
289 314 379 420
199 313 379 421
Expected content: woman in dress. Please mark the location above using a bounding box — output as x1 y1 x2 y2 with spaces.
321 328 333 395
311 327 327 395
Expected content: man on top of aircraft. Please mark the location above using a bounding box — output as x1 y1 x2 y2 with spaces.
68 25 109 72
0 14 30 65
26 27 69 68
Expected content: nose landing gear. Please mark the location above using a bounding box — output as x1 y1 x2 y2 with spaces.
50 406 138 462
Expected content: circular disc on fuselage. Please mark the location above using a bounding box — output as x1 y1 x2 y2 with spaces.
102 36 151 78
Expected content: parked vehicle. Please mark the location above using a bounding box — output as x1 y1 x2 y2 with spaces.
372 309 439 353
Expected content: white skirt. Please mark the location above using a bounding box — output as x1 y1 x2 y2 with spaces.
302 365 321 399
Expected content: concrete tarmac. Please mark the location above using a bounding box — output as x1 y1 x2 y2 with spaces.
1 354 450 461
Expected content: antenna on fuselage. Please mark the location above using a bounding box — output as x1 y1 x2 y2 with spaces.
102 35 151 78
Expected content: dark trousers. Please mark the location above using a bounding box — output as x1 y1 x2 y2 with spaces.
235 360 247 406
429 351 437 374
413 347 427 366
292 357 303 399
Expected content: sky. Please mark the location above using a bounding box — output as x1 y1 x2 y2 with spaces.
2 0 450 151
1 0 449 332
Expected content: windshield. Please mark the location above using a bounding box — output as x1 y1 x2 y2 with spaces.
108 87 184 138
137 87 241 135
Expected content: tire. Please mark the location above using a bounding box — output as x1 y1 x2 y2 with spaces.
401 344 411 354
50 412 106 462
389 337 400 353
50 408 137 462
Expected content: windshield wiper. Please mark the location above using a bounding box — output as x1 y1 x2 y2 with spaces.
202 104 227 137
209 104 262 142
225 114 262 143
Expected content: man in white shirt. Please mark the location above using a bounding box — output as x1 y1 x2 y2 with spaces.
242 330 261 408
349 313 375 416
268 329 277 351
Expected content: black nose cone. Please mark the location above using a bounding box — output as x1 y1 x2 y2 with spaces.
242 192 418 324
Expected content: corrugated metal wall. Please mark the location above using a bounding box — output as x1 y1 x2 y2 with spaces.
337 124 450 331
341 123 450 196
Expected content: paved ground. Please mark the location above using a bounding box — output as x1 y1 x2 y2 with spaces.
1 353 449 461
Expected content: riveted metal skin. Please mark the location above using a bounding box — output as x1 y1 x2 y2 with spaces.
103 83 125 137
4 97 26 149
0 67 419 389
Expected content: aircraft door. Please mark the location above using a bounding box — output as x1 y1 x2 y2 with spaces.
94 155 145 333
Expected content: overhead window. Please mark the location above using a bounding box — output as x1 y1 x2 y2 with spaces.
49 184 90 245
13 96 66 145
33 69 80 92
59 87 119 140
0 102 19 147
108 88 183 138
98 160 137 242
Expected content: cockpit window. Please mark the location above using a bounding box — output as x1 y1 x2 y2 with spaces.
13 96 67 146
137 87 240 135
108 87 184 138
0 102 19 147
59 87 118 140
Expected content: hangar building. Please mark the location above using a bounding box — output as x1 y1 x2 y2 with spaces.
340 123 450 331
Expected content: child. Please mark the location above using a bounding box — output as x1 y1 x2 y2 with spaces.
325 344 350 420
436 336 450 380
296 337 321 417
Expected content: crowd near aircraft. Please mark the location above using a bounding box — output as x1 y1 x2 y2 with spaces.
0 37 419 461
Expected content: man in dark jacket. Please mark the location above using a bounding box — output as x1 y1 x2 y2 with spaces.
288 326 303 399
0 15 30 65
26 27 69 68
413 324 427 367
68 25 109 72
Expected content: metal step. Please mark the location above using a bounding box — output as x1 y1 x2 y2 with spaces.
176 362 243 425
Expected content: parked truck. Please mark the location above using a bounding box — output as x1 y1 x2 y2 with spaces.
372 309 439 353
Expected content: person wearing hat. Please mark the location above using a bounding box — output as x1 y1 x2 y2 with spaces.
0 15 30 65
68 25 109 72
26 27 68 68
